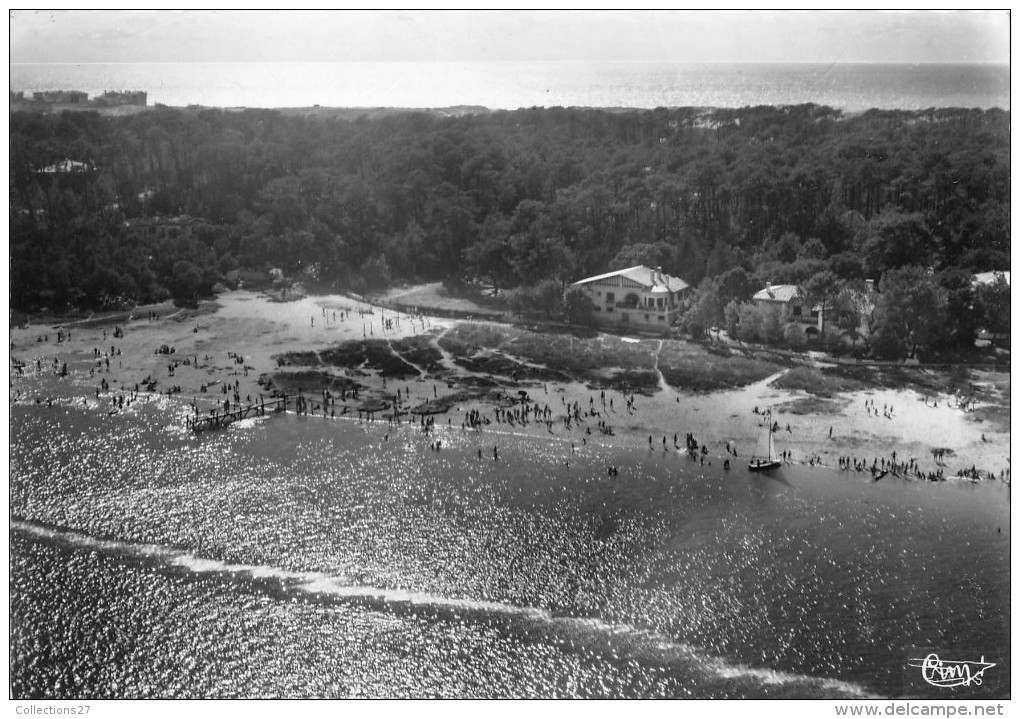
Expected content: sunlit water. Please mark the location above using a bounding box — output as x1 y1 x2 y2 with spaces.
9 386 1010 699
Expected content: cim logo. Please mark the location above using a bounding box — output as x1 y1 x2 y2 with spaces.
907 654 996 689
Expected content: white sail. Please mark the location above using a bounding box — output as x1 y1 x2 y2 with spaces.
753 420 772 461
749 411 781 469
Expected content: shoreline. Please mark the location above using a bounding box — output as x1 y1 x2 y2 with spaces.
9 289 1011 484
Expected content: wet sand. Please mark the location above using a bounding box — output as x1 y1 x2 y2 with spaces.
8 289 1011 483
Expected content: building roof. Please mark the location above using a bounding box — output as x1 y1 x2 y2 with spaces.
572 265 689 293
35 158 95 174
752 284 801 303
973 271 1010 287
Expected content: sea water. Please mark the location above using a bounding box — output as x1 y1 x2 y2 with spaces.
9 389 1010 699
8 62 1011 111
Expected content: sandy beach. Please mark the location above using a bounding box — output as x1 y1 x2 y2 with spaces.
9 289 1011 483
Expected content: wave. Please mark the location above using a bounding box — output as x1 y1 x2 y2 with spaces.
11 517 879 698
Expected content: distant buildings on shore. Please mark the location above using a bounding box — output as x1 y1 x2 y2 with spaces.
10 89 147 110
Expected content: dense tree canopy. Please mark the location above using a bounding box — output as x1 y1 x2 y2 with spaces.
10 104 1010 319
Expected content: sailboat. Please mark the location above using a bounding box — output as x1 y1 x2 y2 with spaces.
749 410 782 471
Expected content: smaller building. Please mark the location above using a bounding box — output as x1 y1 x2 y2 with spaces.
972 271 1010 288
94 90 147 107
571 265 689 335
751 283 824 333
34 158 96 175
32 90 88 104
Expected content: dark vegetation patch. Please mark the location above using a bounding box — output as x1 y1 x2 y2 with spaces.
275 350 320 367
658 341 785 392
439 323 789 393
455 375 501 389
390 335 447 374
453 351 572 383
825 364 972 395
409 390 484 415
969 405 1010 433
770 366 868 397
318 340 420 378
264 370 361 395
438 323 656 385
358 399 390 413
773 396 848 415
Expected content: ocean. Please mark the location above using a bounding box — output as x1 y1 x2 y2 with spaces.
9 385 1010 699
8 62 1011 111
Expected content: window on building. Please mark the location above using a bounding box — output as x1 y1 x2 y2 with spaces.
791 305 802 317
606 292 615 304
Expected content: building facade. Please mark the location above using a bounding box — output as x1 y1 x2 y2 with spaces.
571 265 689 335
751 283 825 334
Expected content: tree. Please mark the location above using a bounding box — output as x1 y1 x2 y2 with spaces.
170 260 203 307
563 285 596 327
975 274 1010 339
937 269 981 350
360 254 392 289
717 266 751 305
723 300 741 338
679 278 723 338
860 209 935 277
871 266 946 360
607 241 674 272
802 270 840 345
773 232 801 263
533 279 565 319
831 279 871 350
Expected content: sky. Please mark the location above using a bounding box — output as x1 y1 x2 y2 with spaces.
8 9 1011 65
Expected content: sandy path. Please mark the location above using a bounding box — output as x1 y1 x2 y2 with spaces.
8 290 1010 482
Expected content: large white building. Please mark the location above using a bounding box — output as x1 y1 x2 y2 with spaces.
571 265 689 334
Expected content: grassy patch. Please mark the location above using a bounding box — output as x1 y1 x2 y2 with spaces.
825 364 970 395
970 405 1010 433
658 341 784 392
318 340 421 378
390 335 448 374
265 370 360 394
455 351 572 383
773 396 848 415
275 350 320 367
437 323 656 389
436 323 789 394
771 366 868 397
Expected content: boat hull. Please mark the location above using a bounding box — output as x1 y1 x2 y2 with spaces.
748 460 782 471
